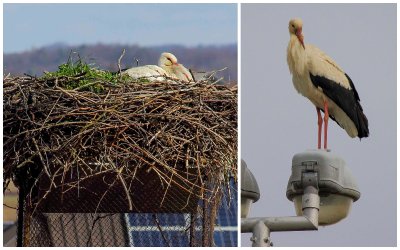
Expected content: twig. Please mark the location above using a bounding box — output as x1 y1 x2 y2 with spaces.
118 49 126 75
117 170 133 211
152 214 172 247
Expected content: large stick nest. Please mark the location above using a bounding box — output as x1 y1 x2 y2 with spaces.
3 74 237 203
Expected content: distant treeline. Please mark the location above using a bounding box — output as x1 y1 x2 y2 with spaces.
4 43 237 81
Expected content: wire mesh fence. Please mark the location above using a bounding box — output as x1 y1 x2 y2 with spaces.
16 177 237 247
24 213 128 247
16 165 233 247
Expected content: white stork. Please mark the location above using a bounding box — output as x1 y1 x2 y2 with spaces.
121 65 170 81
286 18 369 149
158 52 194 82
121 52 194 82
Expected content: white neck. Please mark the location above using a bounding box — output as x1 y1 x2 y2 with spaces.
287 34 307 76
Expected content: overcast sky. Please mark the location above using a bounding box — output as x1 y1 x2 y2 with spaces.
3 3 237 53
241 3 396 247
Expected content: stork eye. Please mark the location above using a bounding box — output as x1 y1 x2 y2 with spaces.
292 24 295 28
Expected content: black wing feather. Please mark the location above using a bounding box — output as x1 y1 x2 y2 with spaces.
310 73 369 138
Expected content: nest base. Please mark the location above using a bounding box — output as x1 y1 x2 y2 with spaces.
32 166 203 213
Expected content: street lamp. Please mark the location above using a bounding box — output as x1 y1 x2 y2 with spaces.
241 159 260 218
241 150 361 246
286 150 361 225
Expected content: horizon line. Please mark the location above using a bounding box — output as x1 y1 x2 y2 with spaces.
4 42 238 55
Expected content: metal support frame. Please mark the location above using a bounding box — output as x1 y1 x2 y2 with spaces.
250 221 271 247
16 184 25 247
241 172 320 247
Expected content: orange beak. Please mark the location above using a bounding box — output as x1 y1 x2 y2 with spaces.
296 28 305 49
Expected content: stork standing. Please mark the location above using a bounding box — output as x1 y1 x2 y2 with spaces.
286 18 369 149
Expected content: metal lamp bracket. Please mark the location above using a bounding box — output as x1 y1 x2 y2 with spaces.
301 171 319 190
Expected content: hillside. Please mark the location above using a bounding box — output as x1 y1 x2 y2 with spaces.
4 43 237 82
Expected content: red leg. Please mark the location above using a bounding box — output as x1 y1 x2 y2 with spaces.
316 107 322 149
323 100 329 149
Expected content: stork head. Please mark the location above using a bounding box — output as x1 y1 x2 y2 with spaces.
159 52 178 67
289 18 305 49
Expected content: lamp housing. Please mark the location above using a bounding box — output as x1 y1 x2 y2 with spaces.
286 150 360 225
241 160 260 218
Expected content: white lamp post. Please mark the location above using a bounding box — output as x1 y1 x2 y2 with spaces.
241 150 361 247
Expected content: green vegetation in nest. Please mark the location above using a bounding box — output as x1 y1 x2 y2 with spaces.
42 53 131 93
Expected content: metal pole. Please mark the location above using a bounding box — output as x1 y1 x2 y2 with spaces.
301 185 319 228
241 172 320 246
250 220 271 247
17 184 25 247
242 214 317 233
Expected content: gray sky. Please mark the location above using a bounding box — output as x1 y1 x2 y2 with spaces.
3 3 237 53
241 4 396 247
